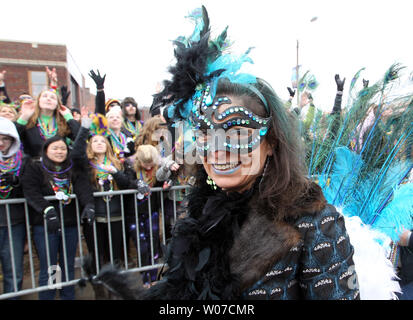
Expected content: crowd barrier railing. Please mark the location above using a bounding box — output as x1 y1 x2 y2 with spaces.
0 185 191 300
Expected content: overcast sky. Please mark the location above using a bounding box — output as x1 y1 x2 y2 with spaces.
2 0 413 110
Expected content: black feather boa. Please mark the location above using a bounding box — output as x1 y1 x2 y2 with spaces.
140 171 257 300
81 170 258 300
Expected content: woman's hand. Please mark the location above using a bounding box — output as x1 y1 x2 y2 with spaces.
59 105 72 118
169 162 180 171
46 66 58 88
80 106 89 118
19 98 36 121
88 69 106 90
80 106 93 128
335 74 346 92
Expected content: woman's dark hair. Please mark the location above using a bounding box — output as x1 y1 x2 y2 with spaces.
121 97 141 121
215 78 314 220
41 135 72 183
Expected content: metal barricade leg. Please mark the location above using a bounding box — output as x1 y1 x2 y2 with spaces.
134 194 141 268
58 226 78 300
74 198 85 279
120 194 128 269
105 197 114 265
33 224 59 300
23 201 36 289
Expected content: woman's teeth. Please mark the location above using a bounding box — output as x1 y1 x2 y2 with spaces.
213 162 239 170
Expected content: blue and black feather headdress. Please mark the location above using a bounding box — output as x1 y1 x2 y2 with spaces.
152 6 263 123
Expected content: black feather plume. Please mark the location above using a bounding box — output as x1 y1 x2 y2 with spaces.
152 5 228 120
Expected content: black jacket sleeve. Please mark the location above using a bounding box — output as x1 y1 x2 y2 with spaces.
15 122 26 141
67 118 81 141
113 169 133 190
331 92 343 115
95 90 106 115
71 126 90 167
72 169 94 209
21 160 51 214
329 91 343 138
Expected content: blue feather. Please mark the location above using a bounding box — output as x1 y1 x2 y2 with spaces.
373 183 413 242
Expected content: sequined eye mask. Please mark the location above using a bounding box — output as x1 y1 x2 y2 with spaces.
192 94 271 156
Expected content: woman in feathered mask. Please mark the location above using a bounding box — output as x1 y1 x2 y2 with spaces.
84 6 360 300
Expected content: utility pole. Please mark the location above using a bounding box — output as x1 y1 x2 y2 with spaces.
295 16 318 111
296 39 300 108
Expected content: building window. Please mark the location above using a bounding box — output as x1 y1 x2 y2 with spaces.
70 76 79 107
29 71 47 97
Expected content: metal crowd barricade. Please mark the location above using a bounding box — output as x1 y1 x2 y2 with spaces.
0 185 191 300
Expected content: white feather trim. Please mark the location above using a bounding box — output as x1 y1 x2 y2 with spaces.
341 213 401 300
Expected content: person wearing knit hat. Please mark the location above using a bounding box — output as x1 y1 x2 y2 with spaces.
120 97 143 140
105 99 121 113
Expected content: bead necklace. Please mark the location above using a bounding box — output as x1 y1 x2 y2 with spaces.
50 176 72 204
41 160 73 175
41 160 73 204
109 129 128 160
138 167 156 187
0 150 22 199
37 116 58 140
123 120 143 139
89 156 114 201
123 120 136 136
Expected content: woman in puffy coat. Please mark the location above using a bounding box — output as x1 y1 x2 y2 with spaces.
21 135 95 300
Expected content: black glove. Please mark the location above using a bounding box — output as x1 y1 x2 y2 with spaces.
362 79 369 88
0 173 19 187
59 85 71 106
44 207 60 233
88 69 106 90
81 203 95 225
335 74 346 92
135 179 151 200
287 87 296 98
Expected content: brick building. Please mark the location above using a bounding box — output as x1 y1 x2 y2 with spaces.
0 39 94 110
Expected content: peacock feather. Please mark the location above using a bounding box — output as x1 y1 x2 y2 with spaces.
306 63 413 243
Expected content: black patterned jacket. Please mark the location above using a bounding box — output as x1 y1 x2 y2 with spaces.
230 202 360 300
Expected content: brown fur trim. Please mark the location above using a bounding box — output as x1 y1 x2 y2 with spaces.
274 181 327 222
229 181 326 292
229 204 302 292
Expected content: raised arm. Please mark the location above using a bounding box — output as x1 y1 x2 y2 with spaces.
331 74 345 115
88 69 106 115
71 106 91 166
59 85 71 106
46 66 58 90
